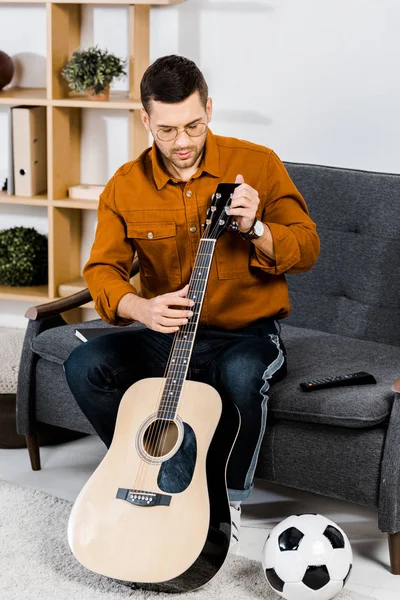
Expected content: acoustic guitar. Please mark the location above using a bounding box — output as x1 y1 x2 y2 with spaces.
68 183 241 592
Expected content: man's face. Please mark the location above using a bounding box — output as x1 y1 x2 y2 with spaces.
141 92 212 172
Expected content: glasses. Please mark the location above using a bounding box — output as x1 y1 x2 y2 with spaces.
155 122 208 142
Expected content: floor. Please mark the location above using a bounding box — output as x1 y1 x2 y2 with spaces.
1 435 400 600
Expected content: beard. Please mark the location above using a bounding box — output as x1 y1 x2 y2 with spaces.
155 138 206 171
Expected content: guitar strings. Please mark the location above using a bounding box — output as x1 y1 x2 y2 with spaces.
141 204 223 473
133 235 211 493
145 235 213 474
152 203 225 463
133 202 227 493
152 210 224 465
132 220 212 492
154 237 214 462
138 210 225 490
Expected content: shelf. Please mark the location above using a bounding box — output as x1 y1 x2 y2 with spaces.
0 284 49 302
53 198 98 210
0 88 47 106
0 0 182 3
53 92 142 110
0 89 143 110
57 277 94 308
0 191 49 206
52 0 182 4
58 276 86 296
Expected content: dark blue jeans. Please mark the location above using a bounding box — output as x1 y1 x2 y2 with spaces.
64 318 287 501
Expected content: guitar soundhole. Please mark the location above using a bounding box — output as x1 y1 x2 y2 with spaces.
143 419 179 458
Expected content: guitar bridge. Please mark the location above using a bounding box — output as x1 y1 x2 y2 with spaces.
116 488 171 507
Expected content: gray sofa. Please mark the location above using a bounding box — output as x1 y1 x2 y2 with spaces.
16 162 400 573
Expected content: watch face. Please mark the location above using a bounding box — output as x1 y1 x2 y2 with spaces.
254 220 264 237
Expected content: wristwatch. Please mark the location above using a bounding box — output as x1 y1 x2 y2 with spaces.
240 218 265 241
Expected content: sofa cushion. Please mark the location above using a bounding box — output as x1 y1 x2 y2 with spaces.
32 319 398 429
32 319 145 365
269 323 399 428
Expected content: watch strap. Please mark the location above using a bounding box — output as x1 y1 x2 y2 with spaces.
239 217 259 240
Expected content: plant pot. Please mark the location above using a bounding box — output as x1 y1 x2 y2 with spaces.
85 84 110 101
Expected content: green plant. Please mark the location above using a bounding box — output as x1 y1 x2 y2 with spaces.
0 227 48 287
61 45 127 95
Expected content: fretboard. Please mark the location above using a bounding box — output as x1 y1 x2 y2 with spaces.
157 238 216 420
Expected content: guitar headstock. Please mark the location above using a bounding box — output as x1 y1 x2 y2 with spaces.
202 183 240 240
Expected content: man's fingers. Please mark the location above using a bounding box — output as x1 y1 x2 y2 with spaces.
158 325 181 333
163 308 194 319
230 198 252 209
160 316 189 327
174 283 190 297
162 295 194 307
227 208 254 218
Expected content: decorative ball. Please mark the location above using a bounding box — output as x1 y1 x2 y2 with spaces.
0 227 48 286
0 51 14 91
261 514 353 600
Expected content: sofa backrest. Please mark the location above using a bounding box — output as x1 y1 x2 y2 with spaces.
283 162 400 346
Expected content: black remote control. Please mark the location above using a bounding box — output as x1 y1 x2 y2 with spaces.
300 371 376 392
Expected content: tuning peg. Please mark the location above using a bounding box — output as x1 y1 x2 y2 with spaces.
230 220 239 231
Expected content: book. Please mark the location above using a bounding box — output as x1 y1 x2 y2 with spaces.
74 327 125 343
68 184 105 201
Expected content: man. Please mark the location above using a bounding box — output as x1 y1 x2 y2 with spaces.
64 55 320 548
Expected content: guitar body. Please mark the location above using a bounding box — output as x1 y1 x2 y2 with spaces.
68 377 240 592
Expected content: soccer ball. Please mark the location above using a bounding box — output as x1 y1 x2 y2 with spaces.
261 514 353 600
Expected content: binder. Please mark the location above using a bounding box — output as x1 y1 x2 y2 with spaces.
7 106 15 195
12 106 47 197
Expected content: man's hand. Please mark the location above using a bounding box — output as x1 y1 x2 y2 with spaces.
227 174 260 233
134 284 195 334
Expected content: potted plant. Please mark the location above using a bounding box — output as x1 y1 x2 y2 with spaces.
0 226 48 286
61 45 127 101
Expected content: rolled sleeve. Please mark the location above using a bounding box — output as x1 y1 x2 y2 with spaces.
250 151 320 275
251 222 301 275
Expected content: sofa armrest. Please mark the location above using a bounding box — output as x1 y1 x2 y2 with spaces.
379 390 400 533
16 313 68 436
24 257 140 321
25 290 92 320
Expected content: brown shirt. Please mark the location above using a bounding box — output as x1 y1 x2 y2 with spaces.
83 130 320 329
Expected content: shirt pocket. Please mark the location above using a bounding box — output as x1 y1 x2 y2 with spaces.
127 221 182 283
215 230 251 279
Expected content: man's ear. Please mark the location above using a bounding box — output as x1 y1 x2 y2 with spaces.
141 108 150 132
206 97 213 124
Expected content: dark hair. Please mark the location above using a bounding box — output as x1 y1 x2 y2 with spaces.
140 55 208 114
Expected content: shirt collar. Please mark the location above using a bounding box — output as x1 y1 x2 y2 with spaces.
151 128 220 191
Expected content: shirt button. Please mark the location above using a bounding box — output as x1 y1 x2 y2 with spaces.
147 232 154 239
190 226 197 233
186 190 192 197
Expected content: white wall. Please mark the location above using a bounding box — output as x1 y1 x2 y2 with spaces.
1 0 399 327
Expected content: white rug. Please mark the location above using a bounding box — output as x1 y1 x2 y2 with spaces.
0 481 372 600
0 327 24 393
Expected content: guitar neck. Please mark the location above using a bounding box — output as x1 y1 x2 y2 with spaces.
157 238 216 420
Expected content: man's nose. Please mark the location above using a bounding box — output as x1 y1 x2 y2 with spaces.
175 129 191 146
